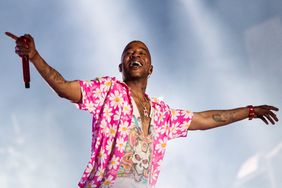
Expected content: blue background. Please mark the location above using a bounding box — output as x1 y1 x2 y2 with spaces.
1 0 281 187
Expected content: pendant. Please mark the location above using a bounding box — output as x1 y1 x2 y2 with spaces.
144 107 149 118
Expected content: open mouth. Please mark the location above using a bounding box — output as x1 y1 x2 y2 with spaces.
129 61 142 68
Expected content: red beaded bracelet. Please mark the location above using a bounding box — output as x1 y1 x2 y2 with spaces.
247 105 255 120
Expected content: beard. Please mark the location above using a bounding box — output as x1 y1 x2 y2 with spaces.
122 69 149 82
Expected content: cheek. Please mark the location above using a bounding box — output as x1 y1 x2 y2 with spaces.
122 55 130 63
145 58 151 66
144 55 151 63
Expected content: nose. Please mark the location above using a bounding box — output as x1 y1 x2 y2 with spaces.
131 51 140 58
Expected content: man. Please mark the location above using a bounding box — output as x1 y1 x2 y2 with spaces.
6 32 279 188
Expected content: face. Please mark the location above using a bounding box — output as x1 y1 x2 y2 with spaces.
119 41 153 81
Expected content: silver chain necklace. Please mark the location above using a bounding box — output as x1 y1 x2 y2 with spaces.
130 90 150 118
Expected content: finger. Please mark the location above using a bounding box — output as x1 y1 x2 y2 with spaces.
26 34 33 39
263 105 279 111
16 43 29 49
15 47 30 56
23 34 32 42
16 51 29 57
24 33 32 38
265 114 275 125
5 32 18 40
259 116 268 125
270 106 279 111
16 36 28 45
268 111 279 122
15 46 30 53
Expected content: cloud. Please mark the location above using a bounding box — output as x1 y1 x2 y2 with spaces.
1 1 281 188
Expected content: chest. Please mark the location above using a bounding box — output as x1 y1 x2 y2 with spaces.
131 97 152 137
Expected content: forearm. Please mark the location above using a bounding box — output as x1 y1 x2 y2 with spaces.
30 51 79 101
195 107 249 130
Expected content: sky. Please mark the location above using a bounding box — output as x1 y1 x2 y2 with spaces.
0 0 282 187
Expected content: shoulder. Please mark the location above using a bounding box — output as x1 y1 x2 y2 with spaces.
151 97 170 111
77 76 118 92
95 76 116 83
95 76 130 93
80 76 118 87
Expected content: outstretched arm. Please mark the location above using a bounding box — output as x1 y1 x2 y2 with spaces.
6 32 81 103
189 105 279 130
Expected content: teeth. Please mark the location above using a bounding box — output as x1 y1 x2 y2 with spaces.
130 61 142 67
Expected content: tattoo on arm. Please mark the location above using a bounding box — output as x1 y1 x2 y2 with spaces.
212 112 236 123
212 114 226 122
42 64 65 83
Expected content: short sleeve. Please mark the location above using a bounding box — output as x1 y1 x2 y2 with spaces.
167 108 193 140
75 76 113 115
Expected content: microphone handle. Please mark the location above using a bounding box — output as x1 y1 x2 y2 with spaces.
22 55 30 88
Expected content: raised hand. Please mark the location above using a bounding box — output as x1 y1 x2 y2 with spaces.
254 105 279 125
5 32 38 60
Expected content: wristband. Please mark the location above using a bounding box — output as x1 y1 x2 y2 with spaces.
247 105 255 120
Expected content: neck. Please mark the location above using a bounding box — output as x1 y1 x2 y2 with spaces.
124 78 148 96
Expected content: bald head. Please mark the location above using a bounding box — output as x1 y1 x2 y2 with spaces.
122 40 151 63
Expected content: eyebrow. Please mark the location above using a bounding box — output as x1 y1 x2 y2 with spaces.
124 46 149 53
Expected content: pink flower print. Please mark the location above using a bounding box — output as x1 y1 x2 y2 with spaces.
109 155 120 170
116 137 126 152
118 121 130 137
155 138 168 153
96 166 105 181
122 101 131 115
171 109 180 121
98 149 107 165
109 90 123 108
101 175 114 187
107 124 117 138
103 104 113 122
85 101 95 113
106 139 113 155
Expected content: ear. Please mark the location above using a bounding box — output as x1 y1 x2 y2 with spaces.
149 65 153 74
119 63 122 72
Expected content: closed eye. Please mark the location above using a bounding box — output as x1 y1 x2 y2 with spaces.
126 51 133 55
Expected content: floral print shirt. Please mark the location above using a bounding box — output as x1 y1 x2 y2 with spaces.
76 76 193 188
